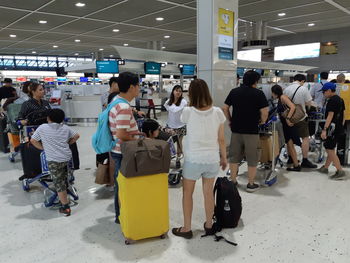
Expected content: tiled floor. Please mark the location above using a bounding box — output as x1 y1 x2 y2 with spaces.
0 120 349 263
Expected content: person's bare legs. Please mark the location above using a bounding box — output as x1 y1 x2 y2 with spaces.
326 149 343 171
287 140 299 167
182 178 196 232
301 137 310 159
230 163 239 183
202 177 215 229
324 152 332 169
247 166 257 185
58 191 69 205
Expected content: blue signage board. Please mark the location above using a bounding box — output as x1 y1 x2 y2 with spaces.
80 77 88 82
96 61 119 73
181 64 196 75
218 47 233 60
144 62 161 75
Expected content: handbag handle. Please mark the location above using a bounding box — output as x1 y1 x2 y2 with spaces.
137 138 162 161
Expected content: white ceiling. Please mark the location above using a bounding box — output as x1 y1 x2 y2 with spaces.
0 0 349 57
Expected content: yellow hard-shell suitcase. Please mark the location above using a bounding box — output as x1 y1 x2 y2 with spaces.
117 172 169 244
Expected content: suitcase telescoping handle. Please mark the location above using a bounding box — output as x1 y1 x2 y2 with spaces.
137 139 163 161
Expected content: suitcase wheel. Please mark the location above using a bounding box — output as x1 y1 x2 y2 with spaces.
125 239 135 245
160 234 167 239
22 180 30 191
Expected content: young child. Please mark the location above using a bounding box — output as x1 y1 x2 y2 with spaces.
141 119 160 139
31 109 80 216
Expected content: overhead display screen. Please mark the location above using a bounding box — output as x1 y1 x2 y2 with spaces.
144 62 161 75
274 42 320 61
237 49 262 62
181 64 196 75
96 60 119 73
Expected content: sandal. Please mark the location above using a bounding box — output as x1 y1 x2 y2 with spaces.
172 227 193 239
203 222 216 236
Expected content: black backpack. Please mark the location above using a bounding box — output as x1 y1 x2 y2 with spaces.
202 177 242 245
214 177 242 230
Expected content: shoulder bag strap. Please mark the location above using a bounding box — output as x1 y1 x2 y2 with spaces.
291 86 302 103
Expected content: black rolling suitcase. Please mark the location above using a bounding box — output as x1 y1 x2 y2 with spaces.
0 116 9 153
19 142 42 179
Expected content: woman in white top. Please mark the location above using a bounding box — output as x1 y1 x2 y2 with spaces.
164 85 187 158
172 79 227 240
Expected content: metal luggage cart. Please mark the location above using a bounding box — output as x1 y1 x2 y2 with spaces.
259 116 279 186
308 111 326 163
22 150 79 207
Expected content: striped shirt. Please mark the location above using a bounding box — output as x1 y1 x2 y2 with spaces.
18 98 51 120
109 96 138 154
31 123 77 162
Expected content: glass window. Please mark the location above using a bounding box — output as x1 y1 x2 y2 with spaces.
68 57 77 61
15 56 26 60
85 58 92 61
3 59 14 66
58 61 67 67
77 58 85 61
38 60 48 67
58 57 67 61
48 61 57 67
27 60 38 67
3 56 14 59
68 62 75 67
38 56 47 61
15 59 27 67
26 56 37 60
48 56 57 61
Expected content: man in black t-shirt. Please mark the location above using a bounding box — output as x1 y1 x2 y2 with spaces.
318 82 346 180
223 70 269 192
0 78 17 106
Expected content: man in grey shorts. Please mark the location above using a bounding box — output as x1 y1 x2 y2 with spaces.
284 74 317 169
223 71 268 192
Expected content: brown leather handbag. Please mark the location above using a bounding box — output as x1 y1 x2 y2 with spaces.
120 138 171 178
281 86 306 124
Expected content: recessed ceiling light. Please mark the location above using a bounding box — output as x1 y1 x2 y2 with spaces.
278 13 286 17
112 29 120 32
9 34 17 38
39 20 47 24
162 46 166 49
109 55 113 57
53 45 58 48
74 53 79 56
75 2 85 7
164 35 170 39
156 17 164 21
32 51 36 54
75 39 81 42
123 43 129 46
99 48 104 51
308 23 315 27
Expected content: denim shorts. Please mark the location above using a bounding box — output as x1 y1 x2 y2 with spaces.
183 161 219 181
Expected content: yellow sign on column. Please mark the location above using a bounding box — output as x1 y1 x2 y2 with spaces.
218 8 234 36
340 84 350 120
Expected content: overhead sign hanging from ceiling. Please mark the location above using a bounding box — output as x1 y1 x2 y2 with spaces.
218 8 234 60
96 60 119 73
144 62 161 75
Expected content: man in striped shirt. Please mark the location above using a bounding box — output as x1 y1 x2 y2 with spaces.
109 72 141 224
31 109 80 216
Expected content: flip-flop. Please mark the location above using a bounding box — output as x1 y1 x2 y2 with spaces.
172 227 193 239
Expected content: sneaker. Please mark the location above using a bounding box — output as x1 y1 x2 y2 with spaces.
246 183 260 193
287 166 302 172
317 166 329 174
330 170 347 180
59 206 71 216
301 159 317 169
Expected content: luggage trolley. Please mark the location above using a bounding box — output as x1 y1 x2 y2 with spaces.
308 111 326 163
259 115 279 186
18 124 78 207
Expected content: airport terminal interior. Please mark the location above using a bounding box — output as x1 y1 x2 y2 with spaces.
1 0 350 262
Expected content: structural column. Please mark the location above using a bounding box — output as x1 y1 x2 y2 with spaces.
197 0 238 106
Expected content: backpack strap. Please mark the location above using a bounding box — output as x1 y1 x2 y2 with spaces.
106 97 129 112
214 234 238 246
291 86 302 103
